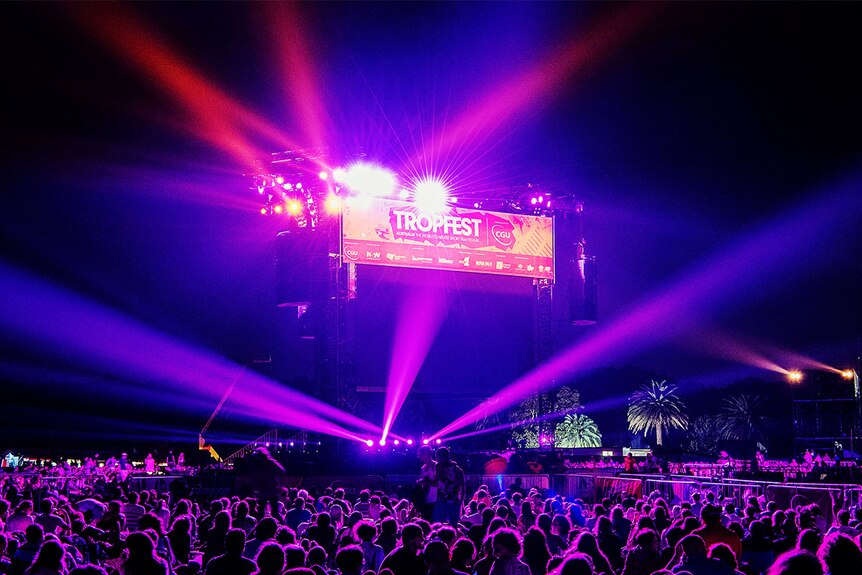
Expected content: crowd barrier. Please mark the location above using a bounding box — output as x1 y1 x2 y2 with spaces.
15 470 862 517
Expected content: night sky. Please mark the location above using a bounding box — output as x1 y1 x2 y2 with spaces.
2 2 861 454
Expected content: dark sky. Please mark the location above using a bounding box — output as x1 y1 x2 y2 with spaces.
2 2 861 452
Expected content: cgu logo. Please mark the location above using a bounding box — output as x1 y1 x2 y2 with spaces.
345 248 359 260
491 224 515 248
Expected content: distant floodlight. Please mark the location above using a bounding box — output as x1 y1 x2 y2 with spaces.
345 163 397 197
283 183 292 190
324 193 343 214
365 439 374 447
530 197 538 205
276 176 284 185
265 442 270 447
296 182 303 190
435 438 442 444
788 370 804 383
422 439 429 445
378 438 386 446
319 171 329 180
287 200 302 215
413 176 451 214
841 369 856 380
393 439 400 445
278 442 283 447
406 439 413 445
273 204 284 214
260 207 268 215
333 168 347 183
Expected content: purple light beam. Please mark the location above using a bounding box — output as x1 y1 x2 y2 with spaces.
432 169 862 439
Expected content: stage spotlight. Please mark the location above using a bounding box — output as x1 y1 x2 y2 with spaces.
393 439 400 445
435 438 442 444
406 439 413 445
287 200 302 215
841 369 856 380
787 370 804 383
276 176 284 185
333 168 346 183
422 439 429 445
289 441 295 447
260 207 268 215
283 183 293 191
319 171 329 180
278 442 283 448
273 204 284 214
265 442 270 447
365 439 374 447
378 438 386 446
345 163 397 197
413 177 451 214
324 194 343 214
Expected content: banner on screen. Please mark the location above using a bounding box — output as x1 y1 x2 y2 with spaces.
342 198 554 279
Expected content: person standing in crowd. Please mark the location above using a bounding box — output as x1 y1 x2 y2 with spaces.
433 446 465 526
242 447 285 522
144 454 156 475
415 445 438 522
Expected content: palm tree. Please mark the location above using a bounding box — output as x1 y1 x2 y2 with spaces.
719 394 771 442
555 413 602 448
627 380 688 446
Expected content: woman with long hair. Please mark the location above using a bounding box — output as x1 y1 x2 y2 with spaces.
522 527 552 575
24 540 65 575
573 532 614 575
519 501 537 533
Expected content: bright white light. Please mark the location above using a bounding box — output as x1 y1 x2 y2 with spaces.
399 188 410 200
319 171 329 180
333 168 347 183
345 163 397 197
324 193 343 214
406 439 413 445
413 176 451 214
393 439 400 445
365 439 374 447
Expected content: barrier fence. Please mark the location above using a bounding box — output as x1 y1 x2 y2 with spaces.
12 471 862 516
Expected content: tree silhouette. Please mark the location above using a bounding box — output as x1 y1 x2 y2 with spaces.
719 394 771 443
627 380 688 446
509 386 580 448
686 414 721 455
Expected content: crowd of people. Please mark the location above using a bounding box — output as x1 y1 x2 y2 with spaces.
2 444 862 575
